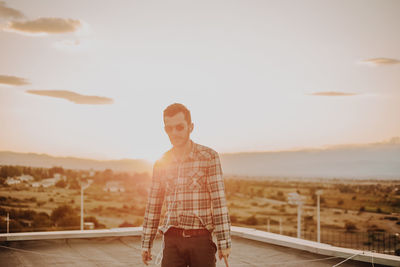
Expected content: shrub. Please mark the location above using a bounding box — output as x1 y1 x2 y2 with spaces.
32 213 52 229
51 205 76 223
18 209 36 220
58 215 80 227
230 214 238 223
25 197 37 203
0 219 24 233
383 216 398 221
119 221 135 227
243 215 258 225
55 180 66 188
36 201 46 207
345 222 357 232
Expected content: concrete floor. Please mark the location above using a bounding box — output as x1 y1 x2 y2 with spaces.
0 236 382 267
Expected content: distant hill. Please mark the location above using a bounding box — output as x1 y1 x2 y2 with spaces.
220 139 400 179
0 151 152 173
1 138 400 179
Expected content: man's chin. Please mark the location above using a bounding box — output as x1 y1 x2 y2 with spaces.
171 139 187 147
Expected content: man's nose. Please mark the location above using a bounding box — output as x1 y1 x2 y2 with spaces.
170 127 180 134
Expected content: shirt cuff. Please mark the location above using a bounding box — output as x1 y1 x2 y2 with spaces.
141 238 152 250
141 247 151 252
217 238 231 250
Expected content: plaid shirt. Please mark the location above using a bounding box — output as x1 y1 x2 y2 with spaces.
141 141 231 250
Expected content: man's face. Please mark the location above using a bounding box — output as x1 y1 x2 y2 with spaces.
164 112 193 148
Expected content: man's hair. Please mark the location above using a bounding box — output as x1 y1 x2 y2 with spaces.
163 103 192 124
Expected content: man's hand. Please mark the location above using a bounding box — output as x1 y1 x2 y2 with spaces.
218 248 231 266
141 249 152 265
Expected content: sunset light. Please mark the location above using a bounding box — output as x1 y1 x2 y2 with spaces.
0 0 399 162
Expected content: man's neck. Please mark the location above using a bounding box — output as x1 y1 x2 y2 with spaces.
172 140 192 161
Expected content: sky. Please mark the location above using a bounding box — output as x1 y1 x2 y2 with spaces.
0 0 399 162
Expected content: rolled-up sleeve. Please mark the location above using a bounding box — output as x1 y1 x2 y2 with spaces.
207 151 231 250
141 161 165 250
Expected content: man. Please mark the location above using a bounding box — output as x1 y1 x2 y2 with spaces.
141 103 231 267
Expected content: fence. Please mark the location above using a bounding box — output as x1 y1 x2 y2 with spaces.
272 227 400 256
2 218 400 256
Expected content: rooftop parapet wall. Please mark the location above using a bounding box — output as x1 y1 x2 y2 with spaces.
1 227 399 266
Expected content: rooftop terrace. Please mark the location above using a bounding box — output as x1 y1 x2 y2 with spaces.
0 227 398 266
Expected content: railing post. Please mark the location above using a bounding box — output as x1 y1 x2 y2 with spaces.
6 213 9 233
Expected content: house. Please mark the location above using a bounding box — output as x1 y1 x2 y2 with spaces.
5 178 20 185
31 176 62 188
19 175 34 182
103 181 125 192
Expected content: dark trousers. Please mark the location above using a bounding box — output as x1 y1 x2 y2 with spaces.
161 232 217 267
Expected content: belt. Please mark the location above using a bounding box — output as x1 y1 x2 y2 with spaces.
165 227 210 238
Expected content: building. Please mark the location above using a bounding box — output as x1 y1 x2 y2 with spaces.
4 178 20 185
103 181 125 193
31 175 63 188
18 175 34 182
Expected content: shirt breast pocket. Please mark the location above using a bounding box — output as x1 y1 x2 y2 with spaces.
185 169 206 192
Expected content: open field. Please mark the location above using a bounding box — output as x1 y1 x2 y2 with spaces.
224 177 400 234
1 175 399 235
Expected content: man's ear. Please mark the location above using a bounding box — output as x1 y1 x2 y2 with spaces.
190 123 194 133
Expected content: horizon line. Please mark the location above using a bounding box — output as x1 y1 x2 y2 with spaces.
0 136 398 162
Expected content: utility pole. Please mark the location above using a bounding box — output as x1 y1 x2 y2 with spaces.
288 192 304 239
316 190 323 243
81 184 84 230
80 175 93 231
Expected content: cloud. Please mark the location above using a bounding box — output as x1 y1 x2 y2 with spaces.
0 1 25 19
53 39 88 52
0 74 30 86
6 17 82 35
309 91 358 96
26 90 114 105
360 58 400 66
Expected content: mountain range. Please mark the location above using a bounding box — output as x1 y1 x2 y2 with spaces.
1 138 399 179
220 139 400 179
0 151 152 174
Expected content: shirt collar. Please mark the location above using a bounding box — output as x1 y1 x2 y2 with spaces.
168 140 196 163
187 140 196 160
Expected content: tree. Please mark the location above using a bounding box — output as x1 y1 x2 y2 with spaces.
69 178 80 190
49 166 64 176
55 179 66 188
58 216 80 227
33 212 52 229
51 205 76 223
